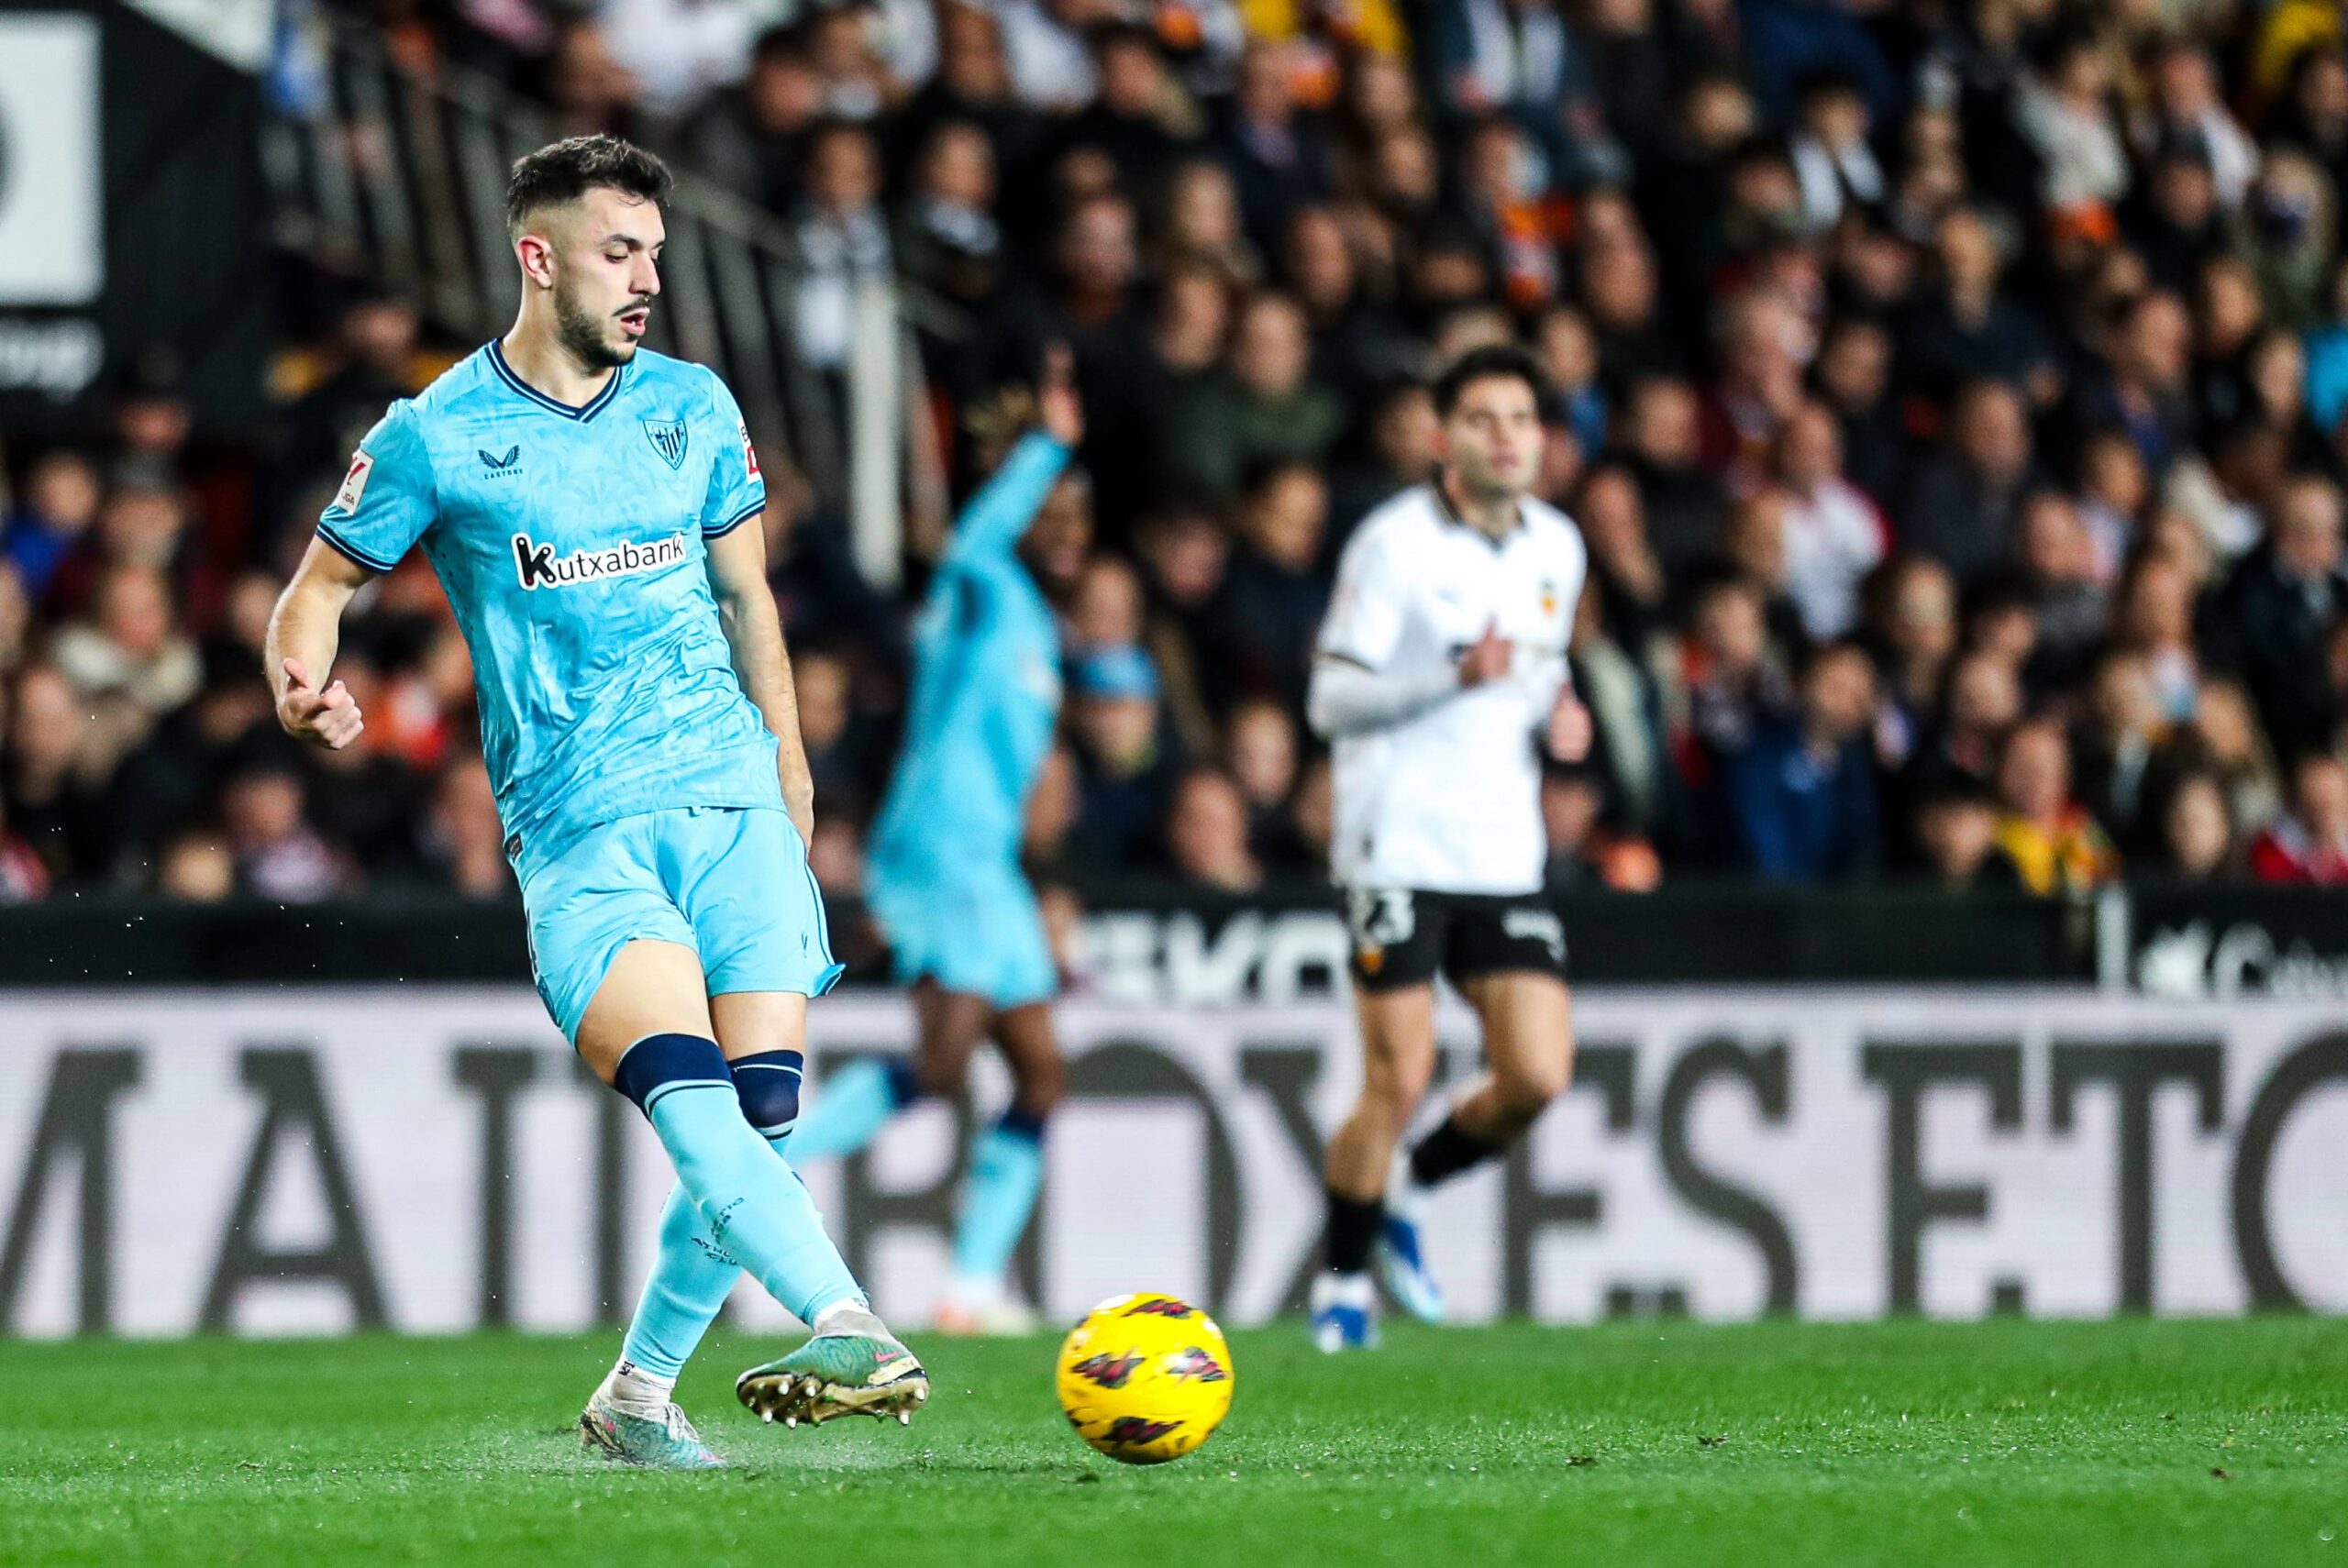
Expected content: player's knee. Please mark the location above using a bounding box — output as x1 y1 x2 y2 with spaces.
1357 1073 1424 1132
1494 1055 1569 1116
729 1049 804 1140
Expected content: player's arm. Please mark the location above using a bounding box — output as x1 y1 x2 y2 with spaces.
270 403 435 749
1307 531 1490 741
694 372 814 839
942 347 1082 574
705 522 814 843
1540 544 1592 763
266 539 370 749
1306 650 1483 740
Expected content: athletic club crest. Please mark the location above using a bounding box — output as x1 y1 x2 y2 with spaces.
642 417 689 470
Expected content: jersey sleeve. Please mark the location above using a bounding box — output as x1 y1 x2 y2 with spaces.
1317 525 1409 669
941 432 1070 576
316 402 436 572
701 370 767 538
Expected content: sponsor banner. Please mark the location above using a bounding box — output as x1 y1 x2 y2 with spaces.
0 15 103 307
0 0 269 433
2 988 2343 1339
2132 888 2348 999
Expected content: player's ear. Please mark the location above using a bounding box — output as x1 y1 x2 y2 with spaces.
514 229 558 291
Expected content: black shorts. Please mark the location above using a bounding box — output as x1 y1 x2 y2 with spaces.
1340 887 1569 991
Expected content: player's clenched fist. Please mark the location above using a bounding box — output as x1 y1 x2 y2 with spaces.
277 657 364 750
1456 619 1513 687
1546 690 1592 763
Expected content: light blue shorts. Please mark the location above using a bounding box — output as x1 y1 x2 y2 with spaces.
517 806 842 1043
864 857 1058 1011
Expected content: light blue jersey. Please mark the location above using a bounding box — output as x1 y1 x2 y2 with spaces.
319 342 837 1040
868 433 1070 878
317 341 777 863
864 432 1070 1009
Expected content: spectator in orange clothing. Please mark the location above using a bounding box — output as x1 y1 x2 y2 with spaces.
2248 752 2348 883
1993 717 2122 894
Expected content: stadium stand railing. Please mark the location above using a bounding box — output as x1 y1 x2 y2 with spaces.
263 12 947 581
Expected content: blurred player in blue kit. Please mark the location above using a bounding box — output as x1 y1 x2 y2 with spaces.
266 135 922 1468
787 353 1090 1335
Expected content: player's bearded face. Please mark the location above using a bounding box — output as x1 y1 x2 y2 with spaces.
1443 382 1544 498
553 269 636 370
544 193 661 370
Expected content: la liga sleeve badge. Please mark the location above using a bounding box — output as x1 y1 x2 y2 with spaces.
330 450 374 514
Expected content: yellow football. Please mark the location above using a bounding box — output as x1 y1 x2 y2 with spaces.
1054 1292 1235 1465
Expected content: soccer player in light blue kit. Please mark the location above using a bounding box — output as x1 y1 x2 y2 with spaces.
787 358 1089 1334
266 137 924 1469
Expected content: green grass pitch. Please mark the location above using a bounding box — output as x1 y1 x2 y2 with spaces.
5 1319 2344 1567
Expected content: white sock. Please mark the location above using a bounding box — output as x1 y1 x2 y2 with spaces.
597 1358 677 1421
813 1298 891 1341
947 1274 1009 1311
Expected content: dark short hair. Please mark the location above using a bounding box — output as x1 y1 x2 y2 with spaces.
751 20 808 62
504 135 673 236
1432 344 1549 418
1091 19 1158 56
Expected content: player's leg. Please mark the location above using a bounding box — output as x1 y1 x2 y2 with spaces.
938 996 1064 1332
1437 972 1574 1149
576 943 874 1325
1312 982 1439 1351
523 821 746 1465
1379 899 1574 1323
1406 897 1575 1172
936 872 1062 1331
674 805 927 1428
571 939 868 1461
791 858 991 1161
1313 888 1444 1349
592 997 807 1454
706 994 923 1429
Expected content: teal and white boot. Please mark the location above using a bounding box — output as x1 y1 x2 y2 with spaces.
578 1389 725 1470
735 1304 930 1430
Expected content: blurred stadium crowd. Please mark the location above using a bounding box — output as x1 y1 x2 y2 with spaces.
10 0 2348 910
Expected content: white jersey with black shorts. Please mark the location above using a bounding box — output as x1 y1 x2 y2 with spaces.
1308 482 1589 990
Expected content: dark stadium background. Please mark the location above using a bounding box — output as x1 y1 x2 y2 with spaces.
11 0 2348 942
4 10 2348 1566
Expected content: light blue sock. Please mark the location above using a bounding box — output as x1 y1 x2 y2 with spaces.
952 1110 1047 1292
619 1184 739 1378
616 1035 863 1329
789 1056 916 1161
618 1048 804 1378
